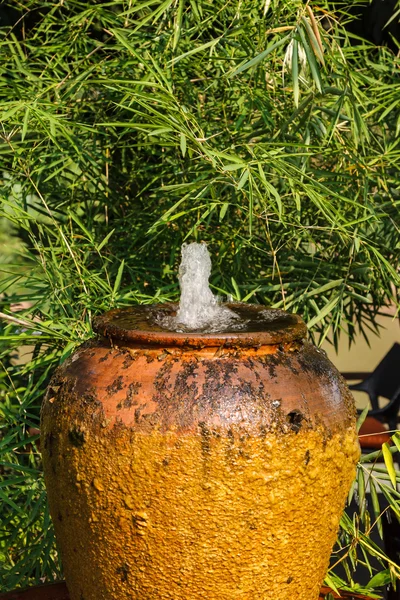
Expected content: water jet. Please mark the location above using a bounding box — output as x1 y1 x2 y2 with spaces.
41 242 360 600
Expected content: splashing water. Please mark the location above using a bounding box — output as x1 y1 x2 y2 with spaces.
157 242 242 333
176 243 240 330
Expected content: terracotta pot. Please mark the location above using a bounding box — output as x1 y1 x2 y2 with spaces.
41 304 360 600
0 582 374 600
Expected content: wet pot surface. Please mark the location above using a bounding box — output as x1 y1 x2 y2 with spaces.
0 582 375 600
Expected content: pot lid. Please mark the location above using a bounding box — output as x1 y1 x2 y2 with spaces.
93 303 307 348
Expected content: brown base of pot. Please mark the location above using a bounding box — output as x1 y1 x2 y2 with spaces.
0 583 69 600
0 582 375 600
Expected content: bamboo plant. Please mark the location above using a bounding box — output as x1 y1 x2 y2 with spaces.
0 0 399 595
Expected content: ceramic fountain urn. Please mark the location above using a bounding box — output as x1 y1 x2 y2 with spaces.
41 303 360 600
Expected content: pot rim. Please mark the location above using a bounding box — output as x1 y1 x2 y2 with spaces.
93 303 307 348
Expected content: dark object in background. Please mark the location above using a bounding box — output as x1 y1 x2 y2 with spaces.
342 0 400 52
350 342 400 433
350 343 400 411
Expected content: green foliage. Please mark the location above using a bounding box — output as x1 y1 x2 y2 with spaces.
0 0 399 594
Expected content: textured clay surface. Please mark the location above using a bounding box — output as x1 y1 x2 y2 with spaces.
41 339 360 600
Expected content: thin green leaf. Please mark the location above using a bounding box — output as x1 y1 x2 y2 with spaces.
298 25 323 93
307 295 340 329
368 568 391 588
180 133 187 157
356 405 369 433
231 277 241 301
292 38 299 107
113 260 125 295
382 442 397 489
173 0 185 50
369 477 383 539
97 229 116 252
237 169 249 191
231 34 291 76
219 203 229 221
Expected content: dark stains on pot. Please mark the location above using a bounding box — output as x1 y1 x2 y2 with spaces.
81 388 100 407
223 427 237 468
122 352 135 369
287 410 305 433
258 347 300 380
68 427 85 448
198 421 211 456
43 432 55 457
106 376 124 396
134 405 148 423
98 349 113 363
261 352 281 379
153 359 174 395
117 382 142 410
116 563 130 583
203 360 239 401
170 361 200 425
152 359 197 428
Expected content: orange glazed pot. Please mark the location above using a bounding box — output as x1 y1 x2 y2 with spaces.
41 304 360 600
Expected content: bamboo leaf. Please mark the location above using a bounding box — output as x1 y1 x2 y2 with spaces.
306 279 344 299
307 295 340 329
368 568 391 588
298 25 323 93
356 405 369 433
231 277 241 301
292 38 299 107
169 37 220 65
21 106 30 142
173 0 185 50
237 169 249 190
263 0 271 16
232 34 291 76
382 442 397 489
219 202 229 221
369 477 383 539
97 229 116 252
393 432 400 454
113 260 125 295
180 133 187 157
222 163 247 171
301 16 325 66
306 6 325 64
324 574 340 596
357 467 366 522
69 213 94 243
384 6 400 28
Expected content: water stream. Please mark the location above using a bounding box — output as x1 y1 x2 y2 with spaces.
156 243 244 333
